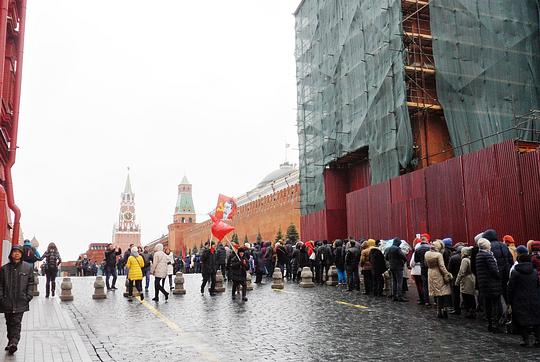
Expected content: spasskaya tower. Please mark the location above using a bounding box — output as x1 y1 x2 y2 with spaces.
112 171 141 251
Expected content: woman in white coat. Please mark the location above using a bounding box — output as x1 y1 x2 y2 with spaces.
150 244 169 302
162 246 175 290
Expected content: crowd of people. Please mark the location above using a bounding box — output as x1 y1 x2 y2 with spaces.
171 230 539 348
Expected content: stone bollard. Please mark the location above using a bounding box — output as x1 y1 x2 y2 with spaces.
59 277 74 301
271 268 284 289
92 276 106 299
246 271 253 291
326 266 338 286
214 273 226 292
173 272 186 295
31 271 40 296
123 278 140 298
299 267 315 288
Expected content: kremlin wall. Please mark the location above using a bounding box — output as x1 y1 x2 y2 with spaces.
146 163 300 253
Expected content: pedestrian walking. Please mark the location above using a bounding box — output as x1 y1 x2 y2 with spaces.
40 242 61 298
125 246 144 301
200 241 217 295
162 247 174 290
150 244 169 302
0 246 34 355
104 244 122 290
229 247 249 301
507 246 540 347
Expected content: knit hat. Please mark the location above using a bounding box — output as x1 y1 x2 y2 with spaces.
421 233 431 242
503 235 515 245
154 243 164 252
477 238 491 251
244 243 251 249
131 246 139 257
442 238 453 248
461 247 472 256
516 245 528 256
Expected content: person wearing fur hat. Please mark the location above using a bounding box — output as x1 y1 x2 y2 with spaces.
125 246 144 301
508 246 540 347
228 247 249 301
360 239 376 295
0 246 34 355
475 237 502 332
425 240 453 318
455 247 476 318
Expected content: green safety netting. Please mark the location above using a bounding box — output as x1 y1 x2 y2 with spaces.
430 0 540 154
295 0 413 215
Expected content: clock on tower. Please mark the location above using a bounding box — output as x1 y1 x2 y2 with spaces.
112 171 141 251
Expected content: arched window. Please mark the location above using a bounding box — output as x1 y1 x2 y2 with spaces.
182 217 185 223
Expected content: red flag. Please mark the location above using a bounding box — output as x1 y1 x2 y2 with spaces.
211 220 235 241
214 194 237 221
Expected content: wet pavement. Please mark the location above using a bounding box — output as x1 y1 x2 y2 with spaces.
32 275 537 361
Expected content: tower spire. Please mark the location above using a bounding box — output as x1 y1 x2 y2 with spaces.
124 168 133 194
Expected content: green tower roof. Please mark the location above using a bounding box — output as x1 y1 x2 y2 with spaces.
175 176 195 214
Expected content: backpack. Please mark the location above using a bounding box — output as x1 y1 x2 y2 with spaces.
23 245 38 264
46 252 59 270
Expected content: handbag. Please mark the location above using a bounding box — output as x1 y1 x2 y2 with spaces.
443 273 453 283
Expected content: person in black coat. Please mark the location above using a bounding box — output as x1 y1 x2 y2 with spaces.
216 243 227 281
295 242 309 281
228 247 249 301
345 241 361 291
370 244 387 297
284 240 294 280
0 246 34 355
508 248 540 347
448 245 464 314
385 238 407 301
200 242 217 295
276 243 288 278
483 229 513 303
475 238 502 333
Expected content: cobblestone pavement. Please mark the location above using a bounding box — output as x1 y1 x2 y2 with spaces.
37 275 538 361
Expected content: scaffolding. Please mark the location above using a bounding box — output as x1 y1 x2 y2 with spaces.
294 0 540 215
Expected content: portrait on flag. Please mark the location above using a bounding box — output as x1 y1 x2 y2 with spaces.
214 194 237 221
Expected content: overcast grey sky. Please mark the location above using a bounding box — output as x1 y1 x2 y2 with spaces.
15 1 300 260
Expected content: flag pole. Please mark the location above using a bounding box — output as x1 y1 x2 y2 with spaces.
224 235 241 261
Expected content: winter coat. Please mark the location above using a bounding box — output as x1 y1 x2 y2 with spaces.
201 247 217 274
490 240 513 282
151 250 168 278
228 253 248 282
165 252 174 275
370 248 387 275
297 247 309 269
105 248 121 268
276 246 288 264
360 246 374 271
413 243 430 268
42 250 62 272
126 255 144 281
425 250 452 297
385 241 407 271
455 257 475 295
141 252 152 272
448 252 462 280
318 244 333 266
475 250 502 298
0 258 34 313
508 260 540 326
216 245 227 265
344 246 360 271
333 243 345 270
